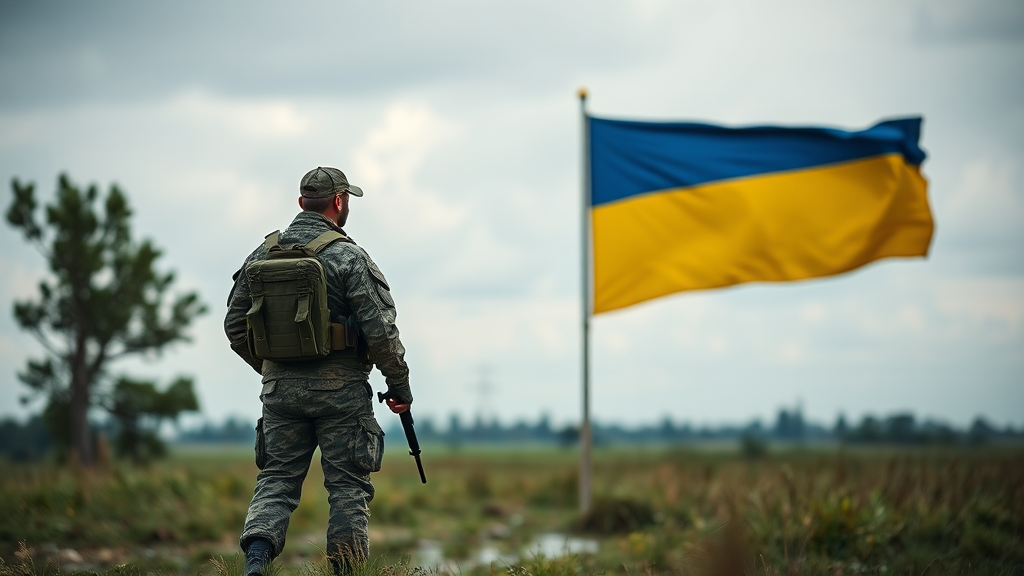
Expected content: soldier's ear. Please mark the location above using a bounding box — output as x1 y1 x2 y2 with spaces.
298 196 305 209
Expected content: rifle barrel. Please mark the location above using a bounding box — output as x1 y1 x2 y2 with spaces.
399 410 426 483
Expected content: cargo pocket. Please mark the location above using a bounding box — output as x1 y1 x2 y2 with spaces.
354 417 385 473
255 417 267 470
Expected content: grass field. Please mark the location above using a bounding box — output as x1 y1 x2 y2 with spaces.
1 443 1022 575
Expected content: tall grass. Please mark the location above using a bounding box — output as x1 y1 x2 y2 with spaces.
2 445 1022 575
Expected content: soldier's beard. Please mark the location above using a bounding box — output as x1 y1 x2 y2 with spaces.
337 205 349 227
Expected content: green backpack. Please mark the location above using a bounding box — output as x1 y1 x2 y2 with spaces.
245 230 356 362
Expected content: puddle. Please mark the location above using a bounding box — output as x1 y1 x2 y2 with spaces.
412 533 599 570
473 544 518 567
414 540 445 569
525 533 600 557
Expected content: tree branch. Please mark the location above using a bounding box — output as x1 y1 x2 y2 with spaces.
22 325 65 358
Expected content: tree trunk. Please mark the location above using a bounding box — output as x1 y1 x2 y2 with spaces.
70 354 93 466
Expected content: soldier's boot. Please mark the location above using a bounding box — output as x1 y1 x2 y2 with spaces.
244 538 274 576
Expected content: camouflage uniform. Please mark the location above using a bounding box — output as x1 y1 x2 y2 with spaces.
225 209 412 564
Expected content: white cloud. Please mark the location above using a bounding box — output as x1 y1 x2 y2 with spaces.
351 101 468 233
706 335 730 356
778 341 804 365
353 102 458 189
944 157 1023 235
165 90 312 139
5 259 46 301
896 305 928 333
934 277 1024 338
800 302 827 324
0 0 1022 428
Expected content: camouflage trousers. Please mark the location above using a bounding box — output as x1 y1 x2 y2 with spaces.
240 377 385 563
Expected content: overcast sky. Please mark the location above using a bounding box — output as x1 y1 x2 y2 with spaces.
1 0 1022 431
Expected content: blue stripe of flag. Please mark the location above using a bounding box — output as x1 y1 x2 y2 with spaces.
589 116 925 207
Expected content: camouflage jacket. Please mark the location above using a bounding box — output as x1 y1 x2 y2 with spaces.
224 211 412 403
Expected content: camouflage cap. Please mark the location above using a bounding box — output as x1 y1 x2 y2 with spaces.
299 167 364 198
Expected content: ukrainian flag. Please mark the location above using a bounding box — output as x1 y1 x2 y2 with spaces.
589 116 934 314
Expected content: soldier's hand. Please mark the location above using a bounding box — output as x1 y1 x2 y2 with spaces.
385 397 410 414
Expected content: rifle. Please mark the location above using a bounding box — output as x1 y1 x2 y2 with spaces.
377 390 427 484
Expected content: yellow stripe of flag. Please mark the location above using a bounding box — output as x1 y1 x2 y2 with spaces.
589 118 934 314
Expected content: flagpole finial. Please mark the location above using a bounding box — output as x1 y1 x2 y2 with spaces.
577 87 588 100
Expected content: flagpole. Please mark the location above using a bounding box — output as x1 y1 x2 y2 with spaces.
578 87 592 516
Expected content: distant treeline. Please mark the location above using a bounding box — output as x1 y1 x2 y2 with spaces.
0 416 52 462
177 416 257 444
2 407 1021 462
397 408 1023 448
175 408 1023 448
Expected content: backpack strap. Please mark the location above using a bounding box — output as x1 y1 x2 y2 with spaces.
305 230 348 254
263 230 281 250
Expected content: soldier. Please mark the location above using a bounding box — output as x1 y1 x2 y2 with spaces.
224 167 413 576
